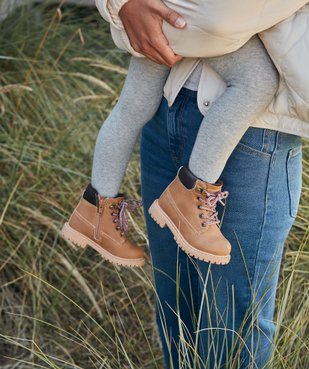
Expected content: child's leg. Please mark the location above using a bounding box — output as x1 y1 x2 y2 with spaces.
92 56 170 197
189 35 279 184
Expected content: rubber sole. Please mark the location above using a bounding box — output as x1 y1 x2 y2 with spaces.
149 200 231 265
61 222 145 267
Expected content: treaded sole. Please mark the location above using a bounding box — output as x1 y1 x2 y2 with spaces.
61 222 145 267
148 200 230 265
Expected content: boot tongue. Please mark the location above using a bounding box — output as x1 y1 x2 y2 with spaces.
106 194 125 205
195 179 223 193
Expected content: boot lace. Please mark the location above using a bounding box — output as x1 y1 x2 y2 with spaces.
110 200 142 236
196 187 229 227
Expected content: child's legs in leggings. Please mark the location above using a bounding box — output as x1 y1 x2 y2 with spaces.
189 35 279 184
92 56 170 197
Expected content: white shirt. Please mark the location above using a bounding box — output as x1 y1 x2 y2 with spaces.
183 61 203 91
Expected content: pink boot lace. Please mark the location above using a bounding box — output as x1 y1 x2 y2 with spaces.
112 200 142 235
197 189 229 227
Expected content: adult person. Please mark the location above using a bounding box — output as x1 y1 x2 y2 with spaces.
96 0 308 368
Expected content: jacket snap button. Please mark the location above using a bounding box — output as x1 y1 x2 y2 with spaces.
203 100 210 107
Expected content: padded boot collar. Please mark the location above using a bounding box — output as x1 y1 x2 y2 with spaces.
178 166 223 192
178 166 197 189
83 184 123 206
83 184 97 206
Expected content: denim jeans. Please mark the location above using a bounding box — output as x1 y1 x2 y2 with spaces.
140 88 302 369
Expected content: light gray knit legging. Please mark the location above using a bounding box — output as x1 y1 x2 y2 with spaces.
92 36 278 197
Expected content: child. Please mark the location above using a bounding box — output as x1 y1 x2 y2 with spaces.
61 14 278 267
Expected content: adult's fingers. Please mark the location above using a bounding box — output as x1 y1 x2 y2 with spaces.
119 0 185 66
150 0 186 64
130 27 182 66
154 0 186 28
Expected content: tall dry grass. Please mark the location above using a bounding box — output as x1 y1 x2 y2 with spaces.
0 2 308 368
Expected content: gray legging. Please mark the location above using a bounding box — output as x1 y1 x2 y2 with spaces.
92 35 278 197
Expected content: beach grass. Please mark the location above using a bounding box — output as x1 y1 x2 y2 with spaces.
0 2 308 368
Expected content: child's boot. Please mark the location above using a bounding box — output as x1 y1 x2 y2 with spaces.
149 166 231 264
61 184 145 267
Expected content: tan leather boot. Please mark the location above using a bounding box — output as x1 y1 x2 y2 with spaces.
61 184 145 267
149 167 231 264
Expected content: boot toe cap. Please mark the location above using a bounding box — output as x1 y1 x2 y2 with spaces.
124 240 145 260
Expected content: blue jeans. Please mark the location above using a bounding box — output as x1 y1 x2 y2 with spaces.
140 88 302 369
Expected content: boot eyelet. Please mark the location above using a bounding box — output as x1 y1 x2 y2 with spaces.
109 204 114 209
201 223 207 227
197 205 202 209
199 214 204 219
112 219 117 223
116 226 120 230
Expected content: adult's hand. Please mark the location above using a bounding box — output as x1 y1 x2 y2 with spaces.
119 0 186 67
